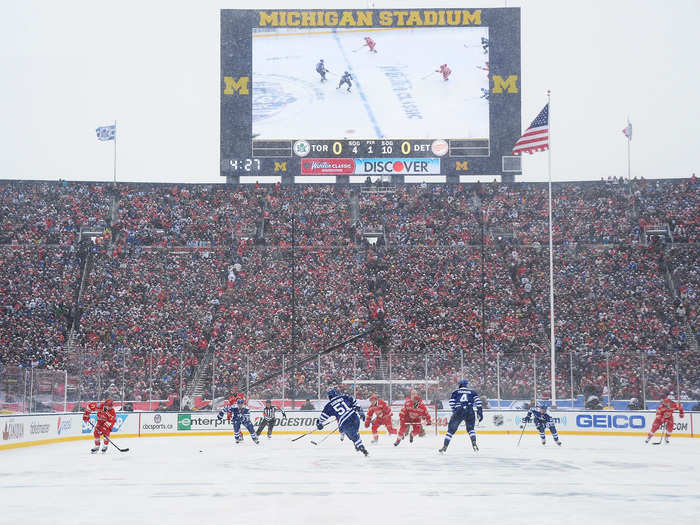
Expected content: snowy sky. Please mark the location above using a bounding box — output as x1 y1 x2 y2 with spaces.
1 0 698 184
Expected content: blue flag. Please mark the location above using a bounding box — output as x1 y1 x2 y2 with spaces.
96 125 116 141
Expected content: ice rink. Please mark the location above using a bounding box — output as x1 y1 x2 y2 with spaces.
252 27 490 140
2 433 699 525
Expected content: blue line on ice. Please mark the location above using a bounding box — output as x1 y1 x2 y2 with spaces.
332 28 383 139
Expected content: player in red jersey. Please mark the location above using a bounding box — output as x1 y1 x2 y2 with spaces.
365 394 396 443
436 64 451 81
363 36 377 53
82 398 117 453
645 395 684 444
394 390 432 446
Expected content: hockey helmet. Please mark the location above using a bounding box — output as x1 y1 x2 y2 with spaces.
369 394 378 403
103 398 113 408
236 398 244 405
537 401 548 411
458 379 469 388
328 388 340 400
344 71 349 75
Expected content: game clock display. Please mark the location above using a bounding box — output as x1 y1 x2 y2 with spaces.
227 159 262 172
221 8 521 178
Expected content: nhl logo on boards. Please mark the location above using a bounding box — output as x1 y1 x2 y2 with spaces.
431 139 448 157
293 140 311 157
154 414 162 424
493 414 504 426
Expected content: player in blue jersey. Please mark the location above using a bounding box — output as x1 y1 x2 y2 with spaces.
337 71 353 92
522 402 562 446
481 37 489 54
439 379 482 453
317 388 369 456
218 398 259 445
316 59 329 82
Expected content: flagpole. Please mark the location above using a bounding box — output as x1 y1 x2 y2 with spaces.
547 89 556 407
627 132 631 181
113 120 117 184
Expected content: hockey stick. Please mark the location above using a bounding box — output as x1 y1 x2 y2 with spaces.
291 421 332 442
311 425 339 445
516 420 529 447
652 428 667 445
421 71 437 80
88 421 129 452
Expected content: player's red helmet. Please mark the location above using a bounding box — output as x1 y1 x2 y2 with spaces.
369 394 378 404
104 398 113 408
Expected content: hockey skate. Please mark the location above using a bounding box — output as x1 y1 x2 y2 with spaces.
357 445 369 457
101 445 108 453
409 432 414 443
371 436 379 444
471 439 479 452
555 439 562 446
644 436 651 443
393 437 402 447
90 446 100 454
664 437 670 444
438 446 447 454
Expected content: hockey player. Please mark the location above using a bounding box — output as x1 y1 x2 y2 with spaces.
316 59 329 82
394 390 432 446
522 402 561 446
477 61 490 78
439 379 482 453
480 88 490 100
317 388 369 456
256 399 287 439
645 395 684 444
337 71 353 92
363 36 377 53
218 398 259 444
365 394 396 443
436 64 451 81
82 398 116 453
481 36 489 54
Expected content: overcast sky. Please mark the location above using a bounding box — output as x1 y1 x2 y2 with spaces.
1 0 698 184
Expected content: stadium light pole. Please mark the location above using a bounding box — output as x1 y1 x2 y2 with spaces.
546 90 557 408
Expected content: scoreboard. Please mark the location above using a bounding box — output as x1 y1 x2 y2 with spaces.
221 8 521 179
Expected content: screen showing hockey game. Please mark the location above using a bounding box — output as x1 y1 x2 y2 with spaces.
251 27 490 141
221 9 520 178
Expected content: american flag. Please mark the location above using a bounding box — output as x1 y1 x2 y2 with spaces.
512 104 549 155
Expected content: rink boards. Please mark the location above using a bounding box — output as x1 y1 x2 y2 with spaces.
2 410 697 450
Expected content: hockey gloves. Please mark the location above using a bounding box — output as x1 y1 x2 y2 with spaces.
477 409 483 423
316 421 324 431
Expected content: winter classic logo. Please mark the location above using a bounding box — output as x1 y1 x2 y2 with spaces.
178 414 192 431
293 140 311 157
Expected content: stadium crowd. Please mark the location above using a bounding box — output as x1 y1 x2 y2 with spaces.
0 176 697 408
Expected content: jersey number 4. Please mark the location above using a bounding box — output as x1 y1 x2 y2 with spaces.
459 394 469 403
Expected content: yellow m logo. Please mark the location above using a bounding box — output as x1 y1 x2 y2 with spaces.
223 76 250 95
492 75 519 94
455 161 469 171
274 161 287 172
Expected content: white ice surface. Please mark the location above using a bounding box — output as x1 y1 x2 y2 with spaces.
2 434 699 525
252 27 490 140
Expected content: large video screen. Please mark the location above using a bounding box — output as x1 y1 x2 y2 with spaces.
221 9 520 179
